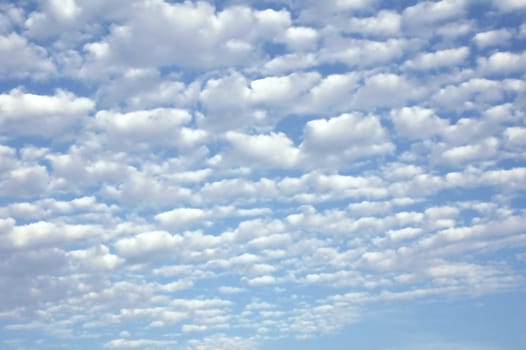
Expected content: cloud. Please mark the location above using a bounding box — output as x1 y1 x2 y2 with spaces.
155 208 207 230
0 33 55 77
403 47 469 70
281 26 319 51
299 113 394 166
104 338 177 348
224 131 299 168
504 127 526 148
351 73 425 109
93 108 207 149
114 231 183 260
432 78 509 110
0 163 50 199
438 137 499 166
250 72 320 106
186 334 256 350
347 10 402 37
0 88 94 138
390 107 448 139
81 1 291 73
7 221 101 248
477 51 526 75
319 37 409 68
491 0 526 12
95 68 198 110
402 0 467 33
473 29 513 48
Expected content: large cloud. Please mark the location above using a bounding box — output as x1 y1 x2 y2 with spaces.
81 1 291 74
0 89 94 138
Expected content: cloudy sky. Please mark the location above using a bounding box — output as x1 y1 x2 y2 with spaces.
1 0 526 349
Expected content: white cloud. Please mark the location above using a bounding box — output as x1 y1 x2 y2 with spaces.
94 108 206 149
299 113 394 166
8 221 101 248
320 37 409 68
218 286 246 294
223 131 299 168
198 177 278 204
473 29 513 48
155 207 209 228
390 107 449 139
436 20 474 39
387 227 423 241
404 47 469 70
403 0 467 31
282 26 319 51
95 68 198 109
438 137 499 166
250 72 320 106
159 279 194 293
351 73 424 109
81 2 291 73
104 338 177 348
262 52 318 74
504 127 526 148
0 89 94 137
302 73 358 114
347 10 401 37
186 334 256 350
69 244 123 271
0 33 55 77
114 231 183 260
246 275 277 286
199 72 253 131
478 51 526 75
0 163 50 198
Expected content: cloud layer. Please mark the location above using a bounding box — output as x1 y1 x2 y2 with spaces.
0 0 525 349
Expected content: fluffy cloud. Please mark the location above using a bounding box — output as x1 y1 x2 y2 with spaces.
299 113 394 166
347 10 402 37
320 37 409 68
390 107 448 139
0 89 94 138
0 33 55 77
477 51 526 75
93 108 207 149
351 73 425 109
250 72 320 106
402 0 467 33
81 1 291 74
7 221 101 248
404 47 469 70
223 131 299 168
114 231 184 260
281 26 319 51
437 137 499 166
155 207 205 228
104 338 178 348
473 29 513 48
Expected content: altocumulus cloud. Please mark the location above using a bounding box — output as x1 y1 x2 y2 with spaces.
0 1 525 349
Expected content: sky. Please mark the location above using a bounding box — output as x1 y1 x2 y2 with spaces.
0 0 525 349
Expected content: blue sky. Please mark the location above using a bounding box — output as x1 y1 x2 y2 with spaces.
0 0 525 349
